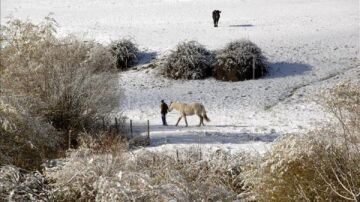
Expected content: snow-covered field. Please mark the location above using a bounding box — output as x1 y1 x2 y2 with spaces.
2 0 359 155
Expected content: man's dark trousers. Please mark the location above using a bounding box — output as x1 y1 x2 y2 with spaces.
161 114 168 126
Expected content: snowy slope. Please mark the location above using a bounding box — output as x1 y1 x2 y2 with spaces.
2 0 359 155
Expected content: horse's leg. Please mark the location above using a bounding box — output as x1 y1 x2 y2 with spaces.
184 115 188 127
197 115 202 127
175 116 182 126
201 116 205 126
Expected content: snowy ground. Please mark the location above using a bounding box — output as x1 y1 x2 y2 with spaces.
2 0 359 155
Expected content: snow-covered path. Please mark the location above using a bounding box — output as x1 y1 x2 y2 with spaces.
120 67 360 155
2 0 359 154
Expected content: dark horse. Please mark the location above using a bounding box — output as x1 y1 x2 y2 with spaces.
212 10 221 27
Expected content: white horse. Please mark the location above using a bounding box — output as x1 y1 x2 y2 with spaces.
169 101 210 127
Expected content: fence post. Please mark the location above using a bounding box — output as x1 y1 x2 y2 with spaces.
102 117 105 131
147 120 150 140
68 130 72 150
115 117 119 134
130 119 133 137
109 118 112 133
176 150 179 162
252 54 256 80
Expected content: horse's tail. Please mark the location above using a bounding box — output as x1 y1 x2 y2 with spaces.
201 105 210 122
203 113 210 122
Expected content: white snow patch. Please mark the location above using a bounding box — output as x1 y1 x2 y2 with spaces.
2 0 359 156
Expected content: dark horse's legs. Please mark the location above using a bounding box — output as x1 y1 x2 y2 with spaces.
197 115 205 127
213 18 218 27
175 116 182 126
175 115 188 127
184 115 188 127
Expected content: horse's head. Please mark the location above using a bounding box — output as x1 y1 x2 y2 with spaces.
168 101 174 112
213 10 221 14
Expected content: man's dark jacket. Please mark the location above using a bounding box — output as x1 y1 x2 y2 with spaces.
160 103 169 115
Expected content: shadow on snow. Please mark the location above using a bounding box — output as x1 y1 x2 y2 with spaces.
267 62 312 78
130 124 280 146
137 51 157 66
229 24 254 27
149 131 279 146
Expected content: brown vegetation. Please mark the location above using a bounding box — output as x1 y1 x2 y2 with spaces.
213 40 267 81
162 41 214 80
0 17 122 169
244 83 360 201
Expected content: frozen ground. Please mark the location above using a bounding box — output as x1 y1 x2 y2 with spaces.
2 0 359 155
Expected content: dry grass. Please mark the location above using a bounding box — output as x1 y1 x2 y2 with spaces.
244 83 360 202
0 17 122 169
1 18 121 131
0 165 51 201
0 99 60 170
46 147 255 202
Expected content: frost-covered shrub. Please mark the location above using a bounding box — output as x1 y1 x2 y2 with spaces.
245 132 360 201
0 99 60 170
85 43 117 72
1 18 122 132
244 83 360 201
47 148 254 201
0 165 50 201
77 130 128 153
128 135 150 149
44 133 127 201
110 39 139 70
46 148 126 201
0 18 122 169
213 39 267 81
163 41 214 80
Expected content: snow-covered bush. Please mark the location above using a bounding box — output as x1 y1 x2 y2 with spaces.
0 113 53 170
213 39 267 81
85 43 117 72
0 165 50 201
0 99 60 170
162 41 214 80
0 18 123 169
128 135 150 149
46 146 126 201
47 148 254 201
77 130 128 152
244 83 360 201
1 18 122 132
110 39 139 70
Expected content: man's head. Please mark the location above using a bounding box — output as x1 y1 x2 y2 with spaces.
161 100 164 103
